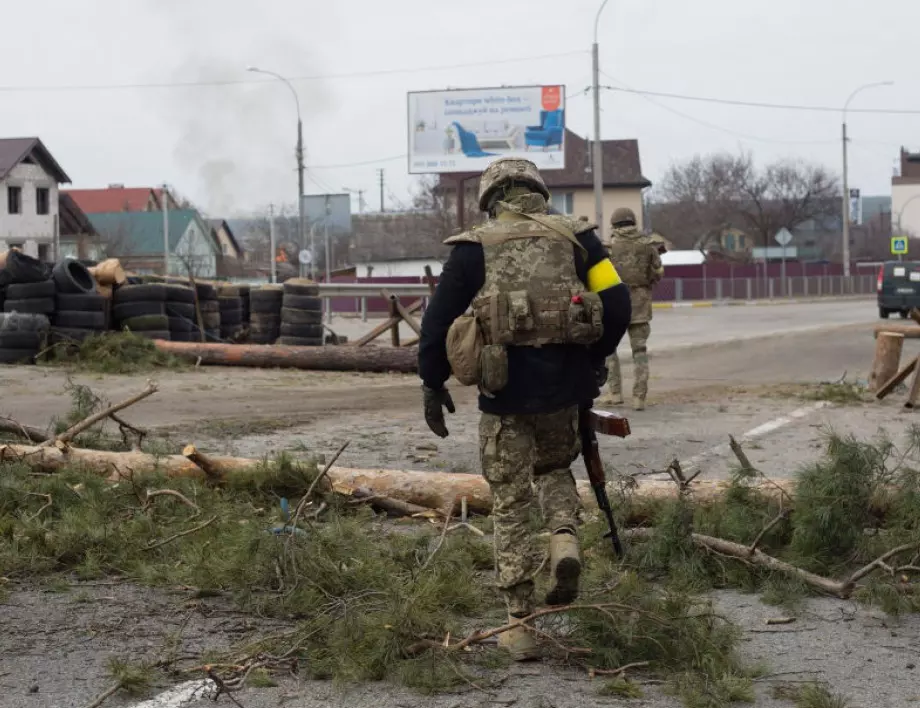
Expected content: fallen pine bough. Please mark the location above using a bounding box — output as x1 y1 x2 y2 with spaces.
152 340 418 373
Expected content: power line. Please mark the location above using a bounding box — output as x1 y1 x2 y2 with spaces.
0 50 587 94
310 154 406 170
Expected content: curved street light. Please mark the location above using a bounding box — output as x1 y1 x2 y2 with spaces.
841 81 892 276
591 0 612 235
247 66 310 278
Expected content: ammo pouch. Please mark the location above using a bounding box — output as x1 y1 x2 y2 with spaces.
479 344 509 394
446 313 483 386
567 291 604 344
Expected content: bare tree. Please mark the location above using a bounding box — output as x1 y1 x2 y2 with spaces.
649 151 839 254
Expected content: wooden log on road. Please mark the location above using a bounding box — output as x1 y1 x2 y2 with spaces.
353 299 423 348
0 441 796 520
875 355 919 400
869 331 905 393
873 324 920 339
153 340 418 373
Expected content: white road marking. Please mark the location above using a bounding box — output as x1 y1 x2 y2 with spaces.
127 680 216 708
658 401 833 478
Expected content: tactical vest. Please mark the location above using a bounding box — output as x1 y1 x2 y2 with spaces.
607 227 654 288
448 209 604 348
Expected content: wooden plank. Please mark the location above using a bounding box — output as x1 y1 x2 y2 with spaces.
875 355 919 400
352 299 423 347
905 365 920 409
424 265 437 296
874 324 920 339
389 297 401 348
382 289 422 337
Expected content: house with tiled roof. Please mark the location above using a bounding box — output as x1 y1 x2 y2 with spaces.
435 129 651 240
64 185 179 214
0 137 71 262
87 209 220 277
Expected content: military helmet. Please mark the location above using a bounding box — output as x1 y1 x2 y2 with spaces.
611 207 637 226
478 157 550 211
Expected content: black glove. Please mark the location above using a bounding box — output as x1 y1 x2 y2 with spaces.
595 365 608 388
422 385 455 438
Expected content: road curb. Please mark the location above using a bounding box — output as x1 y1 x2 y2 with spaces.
653 295 872 309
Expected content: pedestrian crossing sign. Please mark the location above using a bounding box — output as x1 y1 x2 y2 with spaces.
892 236 908 255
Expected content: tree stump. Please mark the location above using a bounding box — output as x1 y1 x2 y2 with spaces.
870 332 905 393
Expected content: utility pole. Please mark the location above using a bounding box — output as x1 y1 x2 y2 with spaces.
269 203 277 284
162 183 170 276
592 0 610 237
324 196 332 323
342 187 367 213
377 169 386 212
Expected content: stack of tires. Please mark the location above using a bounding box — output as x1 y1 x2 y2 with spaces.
248 286 283 344
196 283 221 342
2 251 54 319
218 286 244 342
279 279 323 346
0 312 50 365
163 285 197 342
238 284 251 339
111 283 171 341
50 259 107 344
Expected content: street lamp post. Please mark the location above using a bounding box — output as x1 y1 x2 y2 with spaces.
841 81 892 277
592 0 611 236
247 66 309 279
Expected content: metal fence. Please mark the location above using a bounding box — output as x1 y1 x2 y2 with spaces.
315 274 877 321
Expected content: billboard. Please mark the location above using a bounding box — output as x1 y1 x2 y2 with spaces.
302 193 352 234
407 85 566 174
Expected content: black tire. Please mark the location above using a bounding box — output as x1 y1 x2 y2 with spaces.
50 328 99 344
113 283 169 303
280 323 324 339
282 294 322 311
219 296 242 311
251 313 281 327
283 279 320 297
900 310 909 319
281 307 322 325
168 317 193 333
170 330 193 342
6 280 55 299
880 307 890 319
113 301 165 321
132 330 171 341
250 332 277 344
0 331 43 350
0 312 50 332
0 348 38 364
120 314 170 332
278 336 323 347
6 251 50 284
220 310 243 326
199 300 219 314
52 259 97 294
165 302 196 320
56 292 106 312
203 313 221 329
52 311 106 330
250 300 282 315
205 328 220 342
165 285 196 303
218 286 241 297
4 298 55 315
196 283 217 300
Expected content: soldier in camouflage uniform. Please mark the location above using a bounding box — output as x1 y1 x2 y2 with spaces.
418 158 631 661
605 207 663 410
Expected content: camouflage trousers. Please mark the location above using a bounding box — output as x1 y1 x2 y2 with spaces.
479 405 583 616
607 322 652 400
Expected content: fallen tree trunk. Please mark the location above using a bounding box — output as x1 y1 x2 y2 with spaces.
153 340 418 373
0 442 795 517
874 324 920 339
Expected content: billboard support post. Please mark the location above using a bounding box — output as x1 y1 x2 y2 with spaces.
591 36 604 235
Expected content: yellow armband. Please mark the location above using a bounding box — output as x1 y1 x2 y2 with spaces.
587 258 622 292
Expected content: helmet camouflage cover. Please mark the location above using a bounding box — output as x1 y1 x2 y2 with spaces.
478 157 550 211
611 207 637 226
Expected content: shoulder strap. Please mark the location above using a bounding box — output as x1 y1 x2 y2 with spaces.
494 210 588 256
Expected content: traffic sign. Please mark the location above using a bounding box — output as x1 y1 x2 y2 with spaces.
298 249 313 265
891 237 908 255
774 228 793 247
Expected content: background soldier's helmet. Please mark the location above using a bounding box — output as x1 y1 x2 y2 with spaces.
611 207 637 226
478 157 551 211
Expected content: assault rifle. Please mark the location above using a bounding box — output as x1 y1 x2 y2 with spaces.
579 406 630 557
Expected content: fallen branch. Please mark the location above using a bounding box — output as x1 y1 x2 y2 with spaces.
0 416 49 443
80 682 120 708
346 487 443 518
143 516 217 551
286 441 350 535
748 509 790 554
182 444 223 483
588 661 650 678
729 435 753 472
143 489 201 517
419 499 454 572
45 381 158 447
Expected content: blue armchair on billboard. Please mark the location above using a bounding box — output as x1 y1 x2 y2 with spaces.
525 109 564 150
451 122 497 158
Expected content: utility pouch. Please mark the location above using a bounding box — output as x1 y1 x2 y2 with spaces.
479 344 509 394
446 313 483 386
507 291 534 333
567 291 604 344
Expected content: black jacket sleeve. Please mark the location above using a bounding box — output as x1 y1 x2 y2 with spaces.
418 243 484 390
574 228 632 367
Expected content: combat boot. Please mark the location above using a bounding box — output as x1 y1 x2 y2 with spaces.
633 396 646 411
498 614 540 661
545 531 582 606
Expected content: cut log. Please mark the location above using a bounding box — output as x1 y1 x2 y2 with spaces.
911 308 920 326
875 355 919 400
869 331 905 393
388 298 401 347
352 299 423 348
873 324 920 339
0 442 796 520
382 290 422 337
153 340 418 373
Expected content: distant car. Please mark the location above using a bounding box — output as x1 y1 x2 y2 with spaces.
877 260 920 318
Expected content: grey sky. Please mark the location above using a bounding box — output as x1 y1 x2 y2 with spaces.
4 0 918 217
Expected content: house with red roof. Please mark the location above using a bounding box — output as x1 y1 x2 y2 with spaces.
63 184 180 215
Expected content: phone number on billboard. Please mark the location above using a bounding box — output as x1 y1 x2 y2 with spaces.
412 160 457 169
